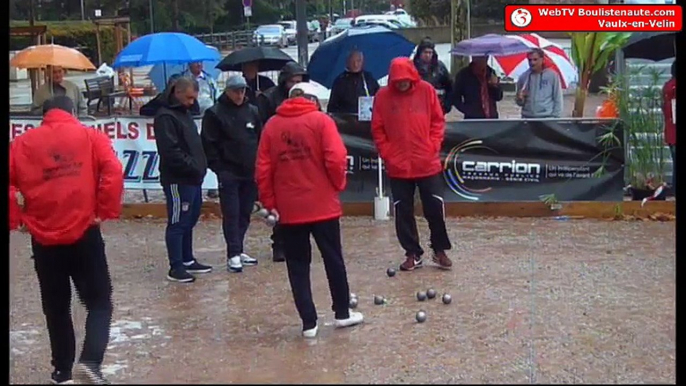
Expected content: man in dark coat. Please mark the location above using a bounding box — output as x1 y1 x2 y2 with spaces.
327 50 380 114
242 61 276 106
201 75 262 273
256 61 309 263
140 74 201 117
452 56 504 119
412 37 453 115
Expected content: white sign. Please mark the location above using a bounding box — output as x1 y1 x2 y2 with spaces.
358 96 374 121
243 6 252 17
671 99 676 124
9 116 219 190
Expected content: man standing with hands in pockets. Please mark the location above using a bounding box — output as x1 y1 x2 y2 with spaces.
515 48 563 118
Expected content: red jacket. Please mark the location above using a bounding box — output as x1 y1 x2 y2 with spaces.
9 109 124 245
662 77 676 145
371 57 446 179
255 97 347 225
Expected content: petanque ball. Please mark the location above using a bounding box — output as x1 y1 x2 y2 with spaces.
386 268 396 277
349 297 358 309
374 295 385 305
442 294 452 305
416 310 427 323
266 215 277 226
427 289 437 299
416 291 427 301
257 208 270 217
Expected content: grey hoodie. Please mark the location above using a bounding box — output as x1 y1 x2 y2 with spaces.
515 68 563 118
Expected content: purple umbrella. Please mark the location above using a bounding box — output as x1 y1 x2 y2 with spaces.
451 34 532 57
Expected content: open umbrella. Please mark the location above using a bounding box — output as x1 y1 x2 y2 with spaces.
493 34 577 88
215 46 294 72
451 34 533 57
10 44 96 70
112 32 220 69
148 46 222 91
307 25 415 89
622 32 676 61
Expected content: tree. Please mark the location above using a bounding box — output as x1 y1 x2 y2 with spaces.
569 32 631 117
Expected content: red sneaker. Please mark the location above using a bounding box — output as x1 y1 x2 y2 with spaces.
432 251 453 270
399 255 423 271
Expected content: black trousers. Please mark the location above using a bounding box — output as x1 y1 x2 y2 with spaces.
31 225 113 372
390 173 452 257
281 218 351 330
218 177 257 258
271 224 284 252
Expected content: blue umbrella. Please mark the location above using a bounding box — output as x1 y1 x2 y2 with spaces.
308 25 415 89
148 46 221 91
112 32 220 69
451 34 532 57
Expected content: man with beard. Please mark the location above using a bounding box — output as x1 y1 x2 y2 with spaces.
327 50 380 114
201 75 262 273
256 61 309 262
412 37 453 115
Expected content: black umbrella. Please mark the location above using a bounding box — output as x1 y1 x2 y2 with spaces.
622 32 676 61
215 46 294 72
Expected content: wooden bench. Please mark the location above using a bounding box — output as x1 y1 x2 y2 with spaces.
83 76 126 115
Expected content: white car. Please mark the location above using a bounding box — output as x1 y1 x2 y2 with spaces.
354 14 407 28
278 21 297 45
253 24 289 48
385 9 418 27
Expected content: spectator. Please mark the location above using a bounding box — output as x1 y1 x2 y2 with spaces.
10 96 123 385
180 62 219 113
242 61 276 106
153 77 213 283
515 48 563 118
201 75 262 273
452 56 503 119
371 57 453 272
327 50 380 114
140 74 200 117
256 61 309 262
412 37 453 114
255 82 364 339
31 66 87 116
662 60 676 194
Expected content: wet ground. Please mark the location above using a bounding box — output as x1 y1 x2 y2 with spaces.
10 217 675 384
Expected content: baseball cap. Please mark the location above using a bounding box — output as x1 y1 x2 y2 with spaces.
225 75 248 90
289 82 319 98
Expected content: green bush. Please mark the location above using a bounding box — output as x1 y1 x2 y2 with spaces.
10 20 124 65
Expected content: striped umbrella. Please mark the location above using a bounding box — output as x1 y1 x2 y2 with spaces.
493 33 578 89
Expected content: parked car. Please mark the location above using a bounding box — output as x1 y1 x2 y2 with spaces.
253 24 289 48
277 21 297 45
354 15 406 28
385 8 418 27
354 20 400 29
330 17 354 35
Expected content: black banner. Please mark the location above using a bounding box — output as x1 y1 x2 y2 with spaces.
333 114 625 202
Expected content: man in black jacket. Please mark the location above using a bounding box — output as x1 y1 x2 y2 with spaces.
141 74 201 117
201 76 262 273
412 37 453 115
327 50 380 114
154 77 213 283
452 56 503 119
256 61 309 262
242 61 276 106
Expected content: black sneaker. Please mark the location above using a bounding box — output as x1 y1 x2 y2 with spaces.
51 370 74 384
166 268 196 283
75 362 109 384
184 260 213 274
272 249 285 262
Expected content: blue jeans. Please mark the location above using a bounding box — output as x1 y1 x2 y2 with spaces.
670 145 676 194
162 184 202 270
218 177 257 258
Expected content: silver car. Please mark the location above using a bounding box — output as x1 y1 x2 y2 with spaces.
253 24 289 48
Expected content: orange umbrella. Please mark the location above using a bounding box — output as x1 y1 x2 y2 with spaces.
10 44 96 71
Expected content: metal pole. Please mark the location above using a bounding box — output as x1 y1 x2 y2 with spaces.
295 0 309 67
149 0 155 33
81 0 85 20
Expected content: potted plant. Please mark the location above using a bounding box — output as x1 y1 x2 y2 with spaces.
608 66 669 200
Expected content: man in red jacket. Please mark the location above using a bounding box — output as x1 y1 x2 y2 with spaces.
9 96 124 385
662 60 676 194
255 82 363 339
371 57 453 272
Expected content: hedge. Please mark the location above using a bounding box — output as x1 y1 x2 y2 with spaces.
10 20 129 66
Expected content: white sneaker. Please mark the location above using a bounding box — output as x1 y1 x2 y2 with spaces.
240 253 258 266
302 324 318 338
227 256 243 273
334 310 364 328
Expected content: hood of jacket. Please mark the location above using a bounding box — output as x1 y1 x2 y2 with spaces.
388 57 421 88
278 61 310 90
413 37 438 69
275 97 319 118
41 109 80 127
162 91 192 111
